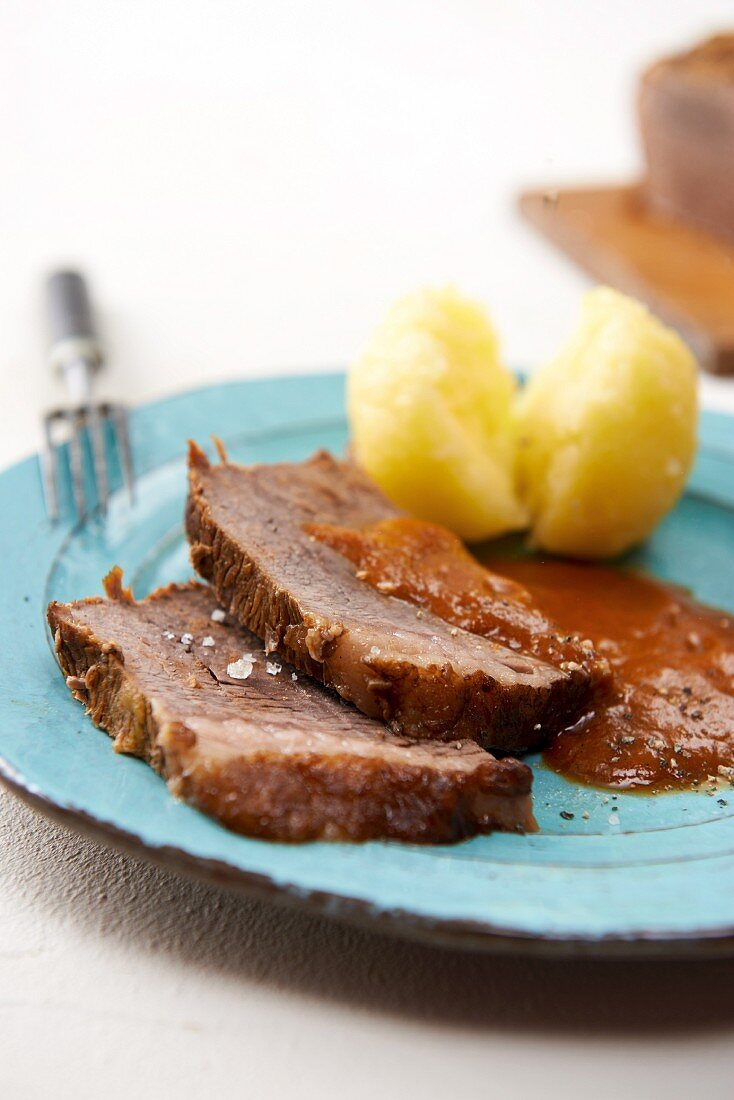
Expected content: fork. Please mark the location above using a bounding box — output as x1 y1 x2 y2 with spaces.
41 270 134 522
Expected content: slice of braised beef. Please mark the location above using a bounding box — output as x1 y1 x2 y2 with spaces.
185 446 595 751
48 571 536 843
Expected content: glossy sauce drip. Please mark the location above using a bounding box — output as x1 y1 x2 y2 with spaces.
307 518 608 685
309 517 734 791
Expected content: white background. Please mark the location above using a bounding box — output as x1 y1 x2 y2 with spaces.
2 2 734 1097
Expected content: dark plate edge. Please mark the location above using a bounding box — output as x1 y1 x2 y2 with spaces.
4 764 734 960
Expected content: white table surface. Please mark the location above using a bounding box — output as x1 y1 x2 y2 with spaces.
2 3 734 1097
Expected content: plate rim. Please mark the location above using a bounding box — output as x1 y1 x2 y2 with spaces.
7 764 734 958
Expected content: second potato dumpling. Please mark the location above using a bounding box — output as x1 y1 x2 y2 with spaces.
515 288 699 559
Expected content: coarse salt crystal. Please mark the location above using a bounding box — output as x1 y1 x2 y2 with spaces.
180 633 194 645
291 672 298 681
201 636 215 647
266 661 282 676
227 654 255 680
369 646 381 656
162 631 175 640
210 608 226 623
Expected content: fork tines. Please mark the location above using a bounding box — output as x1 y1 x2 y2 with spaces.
41 402 134 522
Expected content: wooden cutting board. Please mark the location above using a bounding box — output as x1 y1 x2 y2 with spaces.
520 184 734 375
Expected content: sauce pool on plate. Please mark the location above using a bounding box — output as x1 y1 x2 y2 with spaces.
489 557 734 791
310 517 734 792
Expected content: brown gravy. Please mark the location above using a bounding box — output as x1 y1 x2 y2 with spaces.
310 517 734 791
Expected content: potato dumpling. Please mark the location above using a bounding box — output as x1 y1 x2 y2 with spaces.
347 288 528 542
515 287 698 559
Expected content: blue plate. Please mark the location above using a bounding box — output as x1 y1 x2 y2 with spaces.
2 374 734 955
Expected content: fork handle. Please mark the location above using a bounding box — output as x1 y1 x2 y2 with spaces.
46 270 103 375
